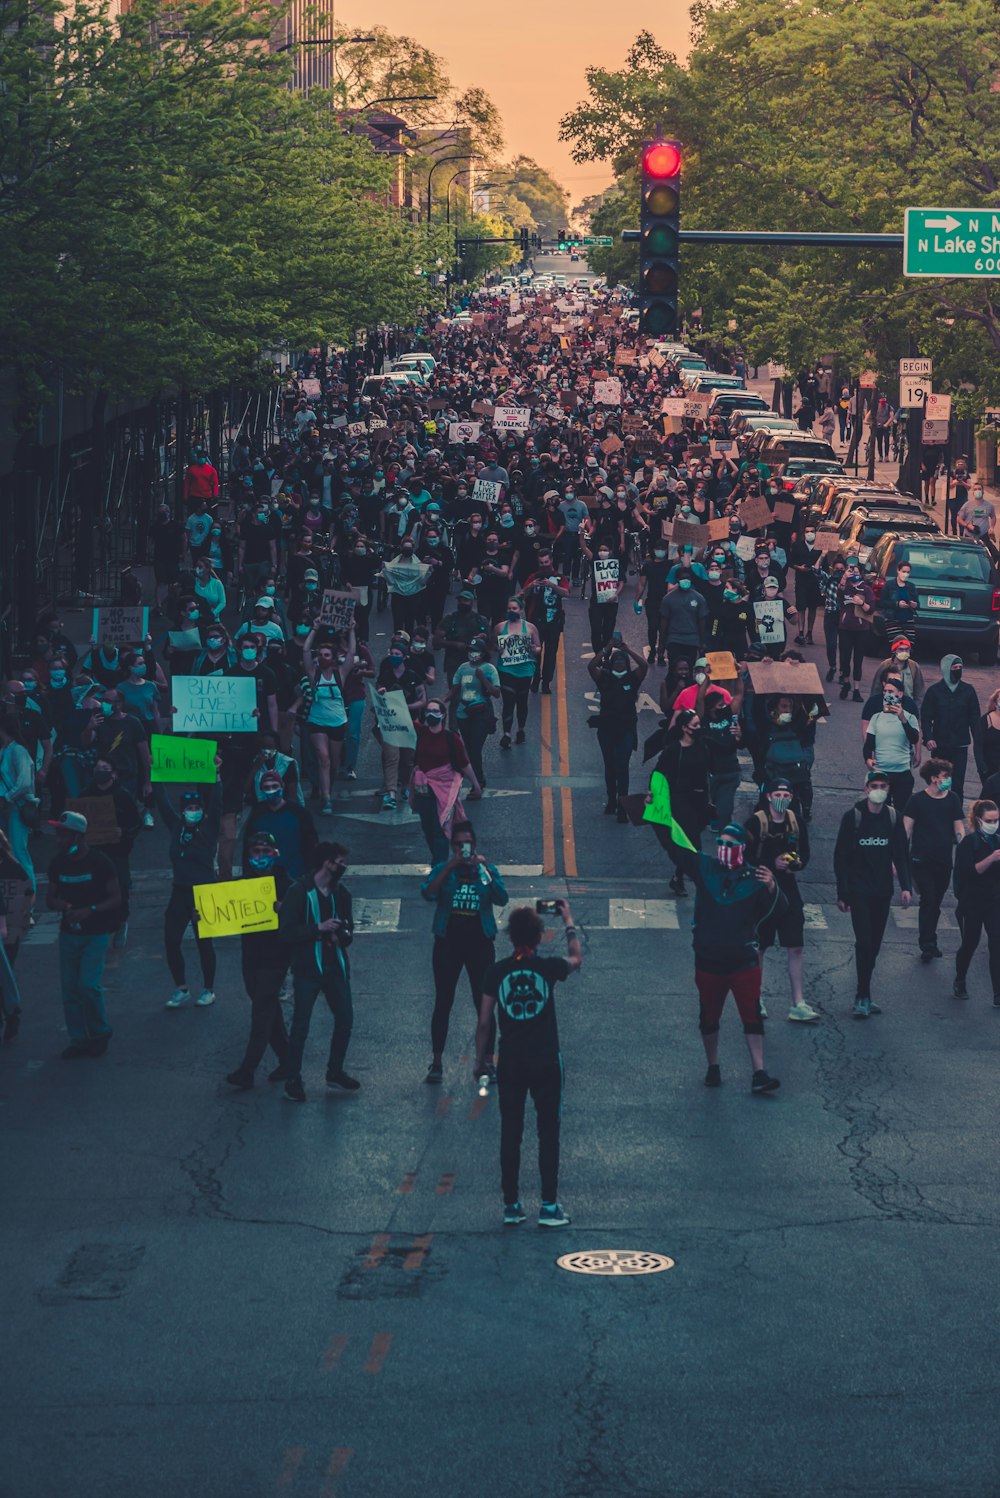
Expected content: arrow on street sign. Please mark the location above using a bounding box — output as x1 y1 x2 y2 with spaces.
924 215 962 232
904 207 1000 277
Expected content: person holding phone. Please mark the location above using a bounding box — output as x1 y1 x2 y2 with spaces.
420 823 508 1086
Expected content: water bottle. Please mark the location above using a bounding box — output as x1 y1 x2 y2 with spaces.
477 1074 490 1097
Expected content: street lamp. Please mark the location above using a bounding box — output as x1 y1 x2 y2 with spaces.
427 153 477 226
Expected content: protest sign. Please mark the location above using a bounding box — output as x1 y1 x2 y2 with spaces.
493 406 531 432
614 347 636 367
753 600 786 647
92 607 148 647
683 400 709 420
448 421 482 444
300 378 321 399
171 674 257 734
706 517 732 541
747 660 825 698
150 734 217 784
497 629 536 668
601 434 624 456
671 519 710 550
67 797 120 847
347 421 367 437
367 683 417 749
814 530 843 552
472 478 503 506
318 589 357 631
773 500 797 524
470 313 486 326
328 415 347 430
709 440 735 458
381 557 430 597
593 379 623 406
427 399 450 413
661 398 688 417
705 651 738 681
738 496 773 532
167 628 203 652
559 391 579 410
593 559 621 603
471 400 494 419
0 875 32 938
193 877 278 938
622 414 645 435
735 535 758 561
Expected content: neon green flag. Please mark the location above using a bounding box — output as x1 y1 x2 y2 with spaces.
642 770 697 851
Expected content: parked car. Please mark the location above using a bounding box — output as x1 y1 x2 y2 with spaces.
730 413 798 444
834 506 939 566
752 433 838 470
709 391 769 418
804 476 903 531
361 372 418 399
867 534 1000 663
778 456 845 489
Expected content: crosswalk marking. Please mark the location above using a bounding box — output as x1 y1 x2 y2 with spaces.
891 906 957 930
802 904 828 929
354 899 401 932
608 898 679 930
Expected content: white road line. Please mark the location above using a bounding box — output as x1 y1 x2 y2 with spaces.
802 904 828 929
892 906 957 930
608 898 679 930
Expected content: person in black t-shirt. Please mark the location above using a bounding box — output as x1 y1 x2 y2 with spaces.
225 831 292 1090
46 810 122 1057
902 758 964 962
475 900 582 1228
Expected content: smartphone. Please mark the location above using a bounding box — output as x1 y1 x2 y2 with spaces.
612 630 622 643
458 843 474 860
536 899 560 915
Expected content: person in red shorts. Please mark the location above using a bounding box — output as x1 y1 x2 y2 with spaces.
674 823 784 1095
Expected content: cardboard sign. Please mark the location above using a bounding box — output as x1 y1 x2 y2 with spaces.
614 348 636 367
706 517 732 541
367 682 416 749
773 500 796 524
705 651 737 681
172 674 258 734
753 599 786 646
593 559 621 603
735 535 758 561
814 531 843 552
661 398 688 417
426 399 450 413
318 589 357 631
497 628 536 668
709 441 735 458
92 607 148 647
300 378 321 399
594 378 622 406
0 875 32 938
150 734 217 784
67 796 120 847
738 496 773 533
193 877 278 938
747 660 825 698
683 400 709 420
493 406 531 432
472 478 503 506
471 400 494 419
601 434 624 456
449 421 482 444
671 519 710 550
622 414 645 434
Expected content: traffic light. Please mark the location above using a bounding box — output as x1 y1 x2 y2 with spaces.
639 139 681 336
558 228 567 248
520 227 529 252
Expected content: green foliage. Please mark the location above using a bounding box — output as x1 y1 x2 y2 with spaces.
560 0 1000 411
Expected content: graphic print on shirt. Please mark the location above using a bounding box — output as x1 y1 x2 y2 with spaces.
451 879 482 915
497 966 551 1021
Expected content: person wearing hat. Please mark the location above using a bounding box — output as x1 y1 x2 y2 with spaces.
869 639 924 712
155 783 222 1009
46 810 122 1057
671 824 784 1093
833 769 913 1018
836 556 875 702
745 778 819 1022
225 831 292 1090
241 769 318 879
234 598 285 646
750 574 797 660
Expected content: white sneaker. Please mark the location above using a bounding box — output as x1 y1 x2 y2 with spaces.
195 989 216 1007
166 987 190 1008
758 999 768 1018
788 1003 821 1023
143 811 154 829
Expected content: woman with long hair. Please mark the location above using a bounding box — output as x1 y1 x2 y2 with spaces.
952 799 1000 1005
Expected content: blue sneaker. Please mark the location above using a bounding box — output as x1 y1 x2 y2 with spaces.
503 1201 527 1226
538 1202 571 1228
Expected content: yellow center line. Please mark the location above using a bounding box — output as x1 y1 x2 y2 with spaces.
540 690 556 875
555 644 577 877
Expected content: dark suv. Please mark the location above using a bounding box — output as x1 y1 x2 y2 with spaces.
868 534 1000 664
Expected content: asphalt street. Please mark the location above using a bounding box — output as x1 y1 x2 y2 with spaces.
3 556 1000 1497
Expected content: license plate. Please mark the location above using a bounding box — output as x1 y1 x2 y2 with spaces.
924 594 955 610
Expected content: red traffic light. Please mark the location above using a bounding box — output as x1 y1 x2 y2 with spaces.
643 141 681 179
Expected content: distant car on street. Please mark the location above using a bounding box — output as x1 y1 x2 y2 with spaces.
832 505 939 566
867 533 1000 663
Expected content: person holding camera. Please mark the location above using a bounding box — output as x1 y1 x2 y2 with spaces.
744 777 820 1024
475 898 582 1228
421 823 508 1085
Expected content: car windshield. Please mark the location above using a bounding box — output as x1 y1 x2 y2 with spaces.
898 546 990 582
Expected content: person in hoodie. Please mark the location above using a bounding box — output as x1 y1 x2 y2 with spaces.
833 769 913 1019
156 781 222 1009
920 655 982 803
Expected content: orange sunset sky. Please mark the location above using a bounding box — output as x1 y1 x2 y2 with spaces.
340 0 695 203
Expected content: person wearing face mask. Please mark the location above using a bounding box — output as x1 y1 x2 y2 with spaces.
580 536 624 653
875 559 919 646
522 549 570 695
660 563 710 680
651 709 711 896
951 800 1000 1004
46 810 122 1057
920 655 982 804
668 825 783 1093
406 627 437 692
751 575 797 660
241 770 318 879
473 529 514 625
902 759 964 963
238 500 279 594
835 557 875 701
833 770 913 1018
193 557 227 621
417 523 456 630
818 555 848 684
87 689 151 802
156 784 222 1008
382 537 431 635
635 542 672 664
278 841 357 1101
421 822 508 1086
81 758 142 949
556 488 588 581
870 638 925 709
435 590 492 691
745 778 819 1023
375 640 427 810
118 652 164 736
789 526 822 644
449 637 500 789
494 599 540 750
863 680 921 808
225 832 292 1090
340 536 378 642
79 638 129 691
588 642 648 822
762 694 818 820
294 628 349 815
234 598 285 648
957 481 995 540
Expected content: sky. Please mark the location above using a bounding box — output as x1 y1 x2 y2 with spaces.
339 0 695 204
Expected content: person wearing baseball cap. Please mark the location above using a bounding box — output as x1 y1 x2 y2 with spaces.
46 810 122 1058
833 769 913 1019
869 637 926 708
745 778 820 1024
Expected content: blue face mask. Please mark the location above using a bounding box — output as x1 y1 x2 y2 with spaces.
262 788 282 803
678 578 692 592
132 664 147 677
101 701 114 717
295 625 310 637
183 809 204 825
50 673 66 688
248 854 275 871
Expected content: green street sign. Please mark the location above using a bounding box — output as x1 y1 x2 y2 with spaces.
582 236 613 247
904 208 1000 277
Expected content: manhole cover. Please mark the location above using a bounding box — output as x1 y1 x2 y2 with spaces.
556 1250 675 1276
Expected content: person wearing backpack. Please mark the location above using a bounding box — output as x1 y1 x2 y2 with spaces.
745 777 820 1023
833 769 913 1019
474 899 582 1228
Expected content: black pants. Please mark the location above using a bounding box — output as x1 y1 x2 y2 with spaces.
944 498 962 536
850 895 891 998
238 962 290 1073
498 1054 563 1204
589 601 619 654
431 923 496 1057
955 904 1000 994
498 671 531 734
823 609 839 670
597 722 637 801
886 769 914 809
286 964 353 1081
164 884 216 988
534 622 563 688
458 709 492 786
936 746 969 803
913 862 950 954
391 592 427 633
646 602 665 656
838 631 866 683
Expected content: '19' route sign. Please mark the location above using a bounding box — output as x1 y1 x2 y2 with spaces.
904 208 1000 277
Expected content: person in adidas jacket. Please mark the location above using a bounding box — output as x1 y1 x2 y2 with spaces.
833 769 913 1019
